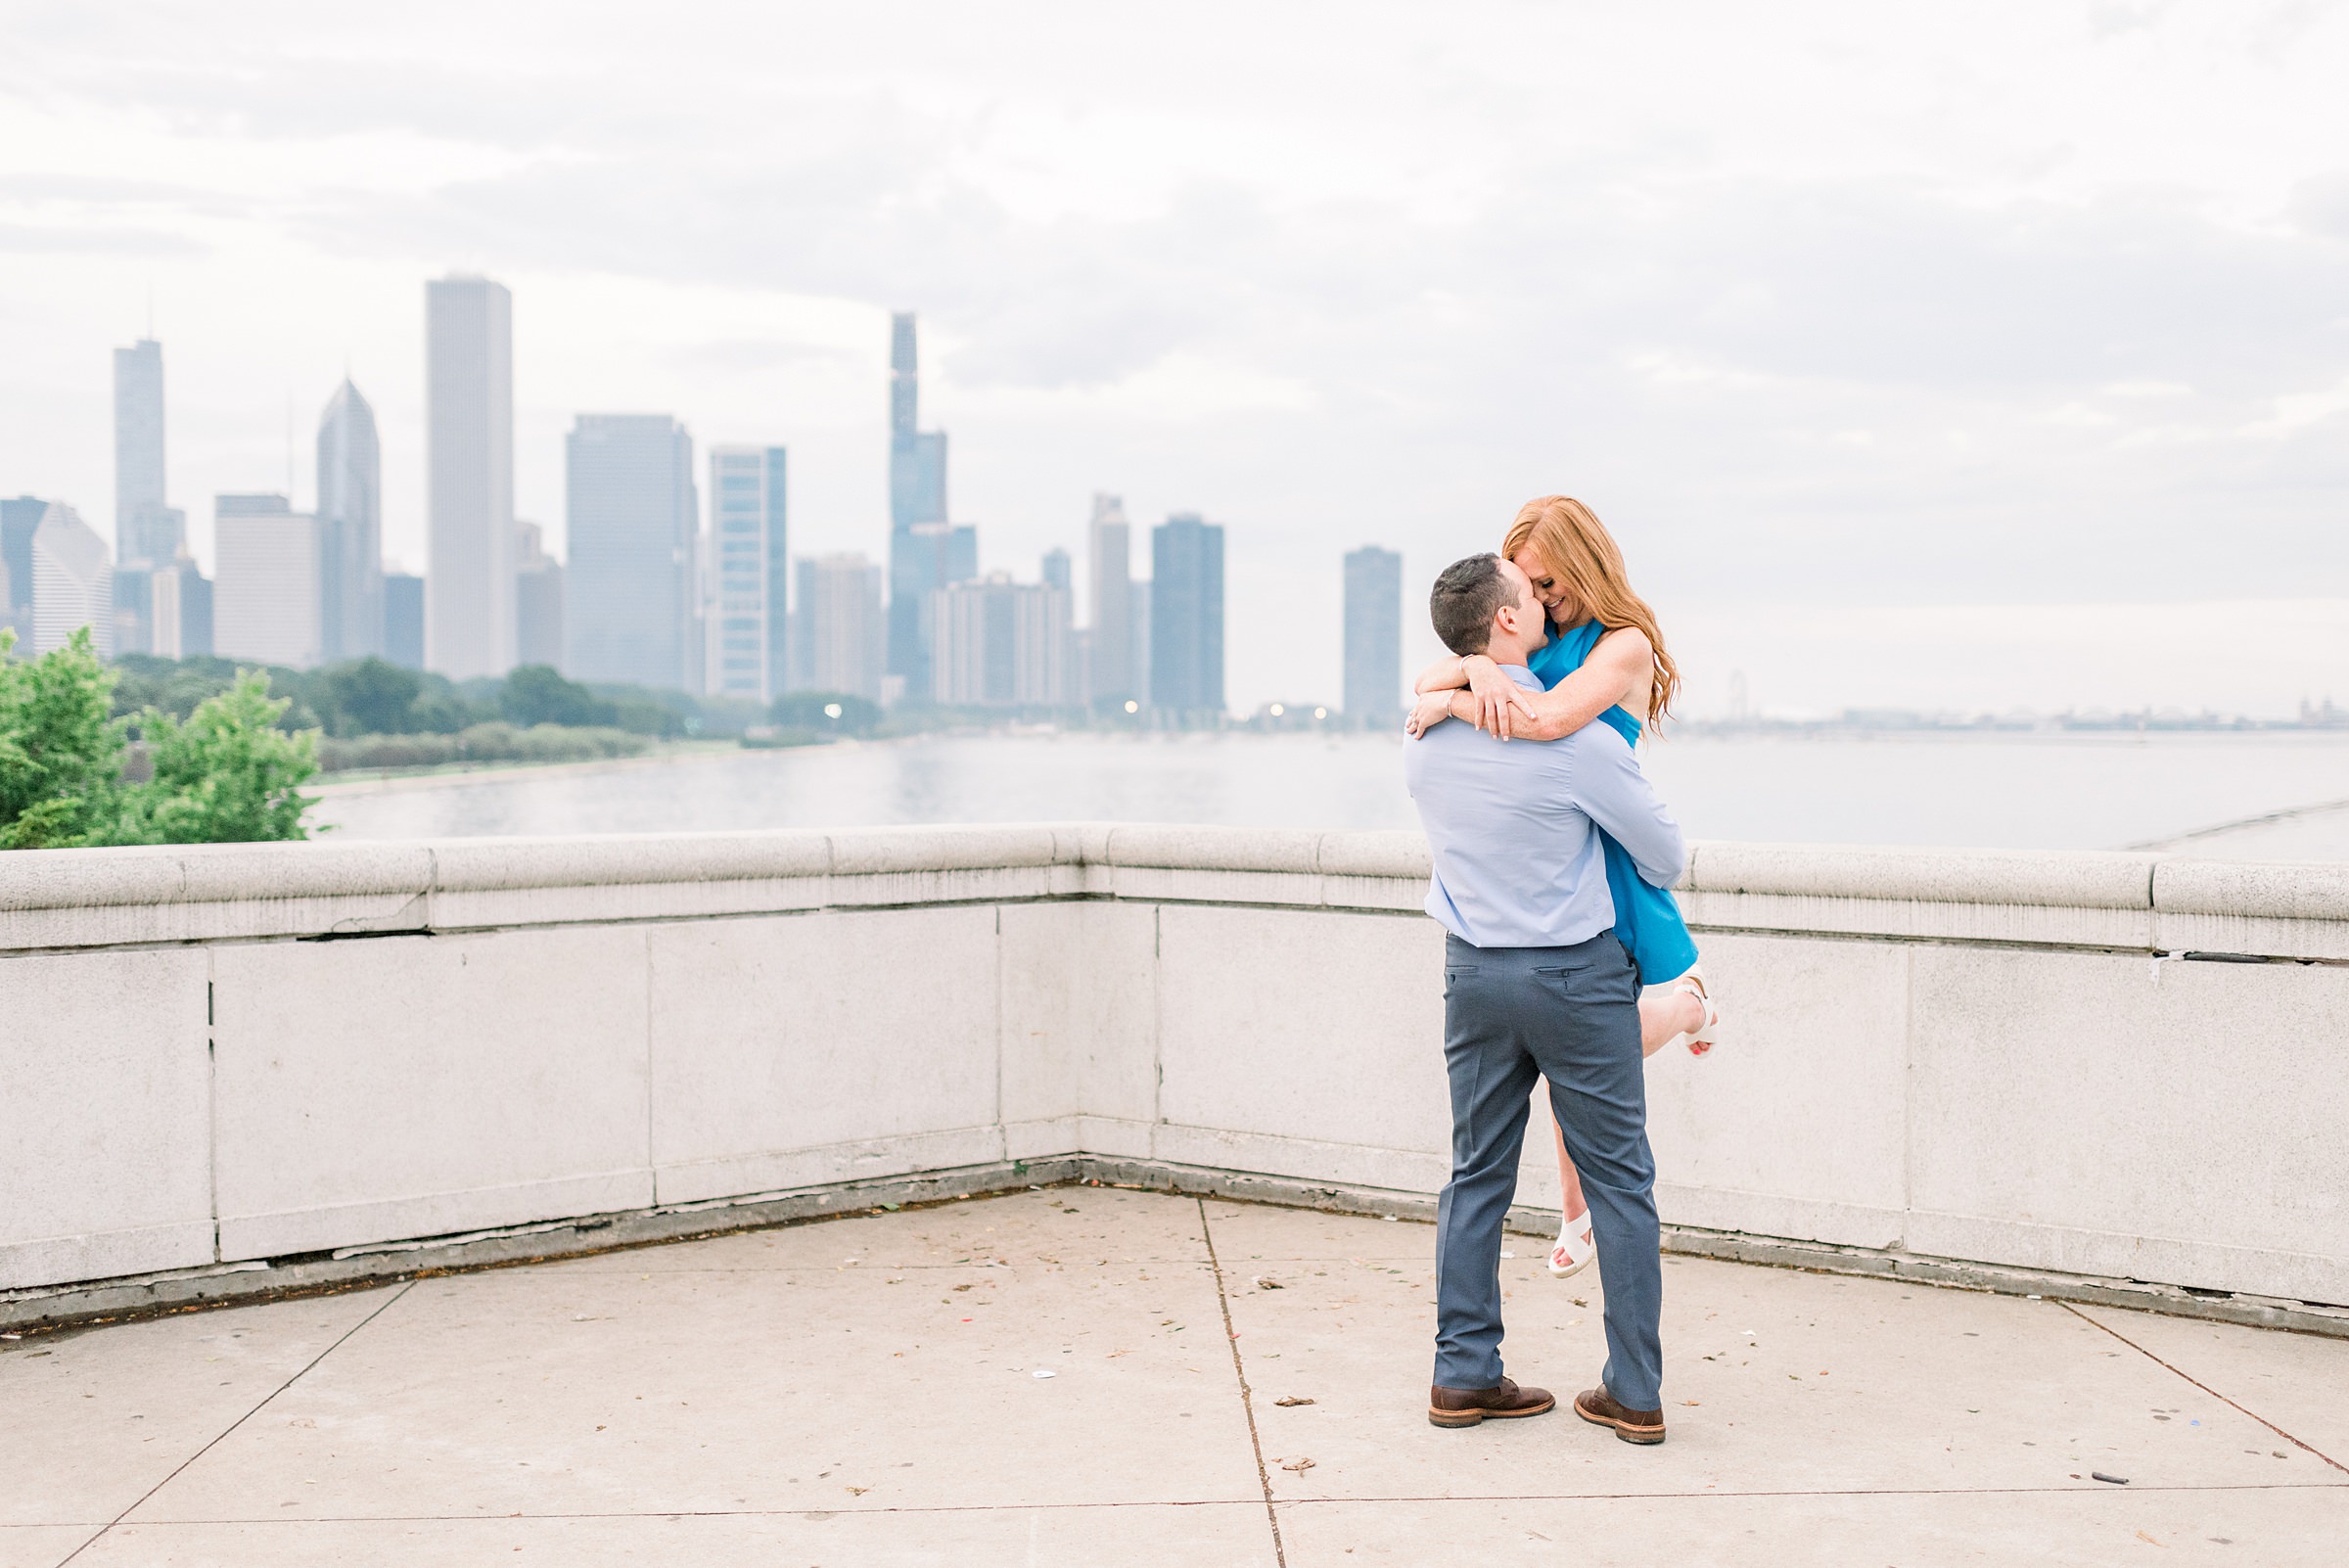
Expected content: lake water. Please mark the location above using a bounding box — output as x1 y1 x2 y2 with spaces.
309 729 2349 859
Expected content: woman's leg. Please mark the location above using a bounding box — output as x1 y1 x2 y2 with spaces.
1638 985 1706 1057
1553 978 1713 1276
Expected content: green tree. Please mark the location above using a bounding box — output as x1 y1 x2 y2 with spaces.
322 657 424 735
0 628 126 849
2 631 319 850
119 672 318 844
501 665 612 728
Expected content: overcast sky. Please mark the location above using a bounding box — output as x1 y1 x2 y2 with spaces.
4 1 2347 714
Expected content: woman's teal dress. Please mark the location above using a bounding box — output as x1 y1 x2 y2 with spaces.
1526 622 1699 987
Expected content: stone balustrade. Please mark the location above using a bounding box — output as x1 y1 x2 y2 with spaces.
5 826 2345 1328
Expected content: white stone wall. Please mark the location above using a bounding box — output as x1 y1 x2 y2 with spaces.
3 826 2344 1307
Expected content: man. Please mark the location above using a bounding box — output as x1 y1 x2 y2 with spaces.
1402 553 1686 1445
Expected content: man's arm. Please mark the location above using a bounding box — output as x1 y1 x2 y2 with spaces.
1567 723 1686 890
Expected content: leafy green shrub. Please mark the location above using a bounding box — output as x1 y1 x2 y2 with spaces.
0 628 125 848
3 630 318 849
119 672 318 844
316 722 647 773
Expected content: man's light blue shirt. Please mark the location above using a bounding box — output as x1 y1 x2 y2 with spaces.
1403 666 1687 950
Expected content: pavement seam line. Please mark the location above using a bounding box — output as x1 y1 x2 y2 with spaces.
52 1279 420 1568
1198 1197 1288 1568
2057 1301 2349 1475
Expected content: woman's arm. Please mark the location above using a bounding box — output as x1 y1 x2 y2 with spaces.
1437 627 1653 741
1412 652 1538 736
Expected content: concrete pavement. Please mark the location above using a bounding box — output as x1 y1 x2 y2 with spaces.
6 1189 2344 1565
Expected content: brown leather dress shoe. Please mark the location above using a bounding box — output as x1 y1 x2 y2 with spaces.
1574 1384 1667 1445
1428 1376 1556 1428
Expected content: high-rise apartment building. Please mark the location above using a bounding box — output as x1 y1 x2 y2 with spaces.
30 503 114 658
515 522 565 670
565 415 700 692
1040 547 1072 594
317 379 383 663
793 553 884 701
426 276 517 679
1343 545 1404 726
1084 493 1132 707
706 445 788 703
927 575 1071 708
113 339 185 572
1149 513 1224 717
384 572 424 669
886 312 953 696
213 494 321 669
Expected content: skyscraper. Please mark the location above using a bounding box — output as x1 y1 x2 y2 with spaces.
1040 546 1071 594
1343 545 1404 726
1150 513 1224 718
515 522 565 670
113 339 184 571
927 575 1071 708
793 553 884 701
212 493 321 669
565 414 700 692
887 312 952 695
706 445 788 704
1084 493 1132 707
316 379 384 663
2 496 47 639
30 503 113 658
383 571 425 669
426 276 516 679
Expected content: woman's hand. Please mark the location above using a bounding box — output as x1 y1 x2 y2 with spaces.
1404 690 1454 738
1464 656 1539 740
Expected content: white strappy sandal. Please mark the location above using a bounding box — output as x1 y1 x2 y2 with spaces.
1668 966 1725 1057
1549 1208 1594 1278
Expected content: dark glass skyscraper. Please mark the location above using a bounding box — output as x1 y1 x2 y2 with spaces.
1343 545 1403 726
887 312 954 697
1149 513 1224 718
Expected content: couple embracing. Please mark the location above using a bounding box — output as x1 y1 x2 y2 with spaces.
1402 495 1723 1447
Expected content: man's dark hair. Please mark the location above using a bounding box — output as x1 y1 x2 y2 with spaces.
1429 554 1515 656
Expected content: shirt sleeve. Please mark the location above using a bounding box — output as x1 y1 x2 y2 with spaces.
1565 722 1687 890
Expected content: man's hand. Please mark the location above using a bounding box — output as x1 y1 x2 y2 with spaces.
1464 656 1540 740
1405 690 1454 738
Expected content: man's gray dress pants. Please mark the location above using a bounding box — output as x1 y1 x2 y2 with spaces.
1433 929 1664 1409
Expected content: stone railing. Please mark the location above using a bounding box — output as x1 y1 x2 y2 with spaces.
4 827 2345 1328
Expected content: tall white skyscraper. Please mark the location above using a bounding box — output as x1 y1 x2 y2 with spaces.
1085 492 1132 707
316 379 383 663
213 493 321 669
793 554 884 701
426 276 516 679
30 503 114 658
706 445 788 704
565 415 700 692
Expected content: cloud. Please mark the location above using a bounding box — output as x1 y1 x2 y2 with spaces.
0 221 207 255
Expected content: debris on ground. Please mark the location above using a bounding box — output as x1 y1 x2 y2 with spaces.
1033 1369 1056 1379
1280 1457 1316 1472
1256 1277 1283 1289
1274 1397 1315 1407
2092 1472 2129 1486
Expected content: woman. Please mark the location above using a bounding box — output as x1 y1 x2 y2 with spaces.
1405 494 1723 1279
